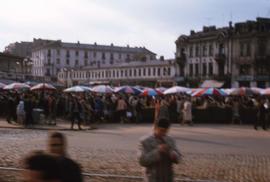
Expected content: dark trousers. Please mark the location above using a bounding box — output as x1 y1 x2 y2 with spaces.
254 115 267 130
71 112 82 129
25 111 33 126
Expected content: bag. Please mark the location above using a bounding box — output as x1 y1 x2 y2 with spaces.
126 111 132 118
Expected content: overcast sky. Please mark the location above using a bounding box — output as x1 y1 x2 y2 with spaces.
0 0 269 58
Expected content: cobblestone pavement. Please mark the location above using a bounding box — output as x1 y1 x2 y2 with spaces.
0 124 269 182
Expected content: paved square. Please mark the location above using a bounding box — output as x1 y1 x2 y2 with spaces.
0 124 269 182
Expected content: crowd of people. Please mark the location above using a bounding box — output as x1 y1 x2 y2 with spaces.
0 88 269 130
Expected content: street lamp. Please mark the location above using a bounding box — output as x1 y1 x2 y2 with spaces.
16 61 20 81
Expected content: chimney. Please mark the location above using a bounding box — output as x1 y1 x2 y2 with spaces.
229 21 233 29
190 30 195 35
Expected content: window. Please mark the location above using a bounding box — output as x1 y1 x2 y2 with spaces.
240 65 251 75
110 53 114 60
203 63 207 76
119 53 121 59
46 68 50 74
126 54 130 62
66 59 69 65
75 50 79 56
189 64 193 76
75 60 79 66
56 58 60 64
121 70 123 77
208 63 213 75
143 68 146 76
189 46 193 57
66 50 70 58
134 69 137 77
163 68 167 76
47 49 51 57
47 58 51 64
93 51 96 58
246 43 251 57
167 67 171 76
157 68 161 76
148 68 151 76
125 70 127 77
129 69 132 77
84 51 88 58
203 45 207 57
209 44 213 56
84 59 88 66
195 64 199 76
57 49 60 56
138 69 141 76
240 43 244 57
153 68 156 76
102 52 105 60
195 45 199 57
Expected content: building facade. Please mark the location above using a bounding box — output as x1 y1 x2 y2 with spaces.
58 59 176 87
31 39 157 82
4 41 32 58
0 52 32 81
175 17 270 88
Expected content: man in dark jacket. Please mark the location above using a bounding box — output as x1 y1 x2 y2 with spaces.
138 119 181 182
48 132 83 182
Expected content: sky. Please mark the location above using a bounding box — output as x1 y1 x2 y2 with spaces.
0 0 269 58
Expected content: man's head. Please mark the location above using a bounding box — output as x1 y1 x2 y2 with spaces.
23 151 61 182
48 132 66 157
154 119 170 138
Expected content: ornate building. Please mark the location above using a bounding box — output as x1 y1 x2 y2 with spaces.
31 39 156 82
175 17 270 88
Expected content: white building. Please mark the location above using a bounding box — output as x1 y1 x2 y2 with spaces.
31 39 156 82
58 59 176 87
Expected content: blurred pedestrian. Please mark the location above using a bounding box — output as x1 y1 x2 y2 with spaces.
48 132 83 182
22 151 62 182
138 118 182 182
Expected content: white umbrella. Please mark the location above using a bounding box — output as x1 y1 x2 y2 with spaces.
0 83 6 89
91 85 114 93
31 83 56 91
4 83 30 90
64 86 92 93
164 86 190 95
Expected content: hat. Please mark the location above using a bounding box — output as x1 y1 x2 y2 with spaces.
156 118 170 129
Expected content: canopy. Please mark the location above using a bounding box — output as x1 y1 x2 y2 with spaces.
140 88 163 96
230 87 260 96
115 86 142 95
4 83 30 90
164 86 190 95
64 86 92 93
200 80 224 88
91 85 114 94
0 83 6 89
192 88 227 97
31 83 56 91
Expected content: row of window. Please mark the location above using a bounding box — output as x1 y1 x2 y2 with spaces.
180 43 226 58
47 49 153 61
188 62 213 76
48 58 130 66
59 67 172 80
